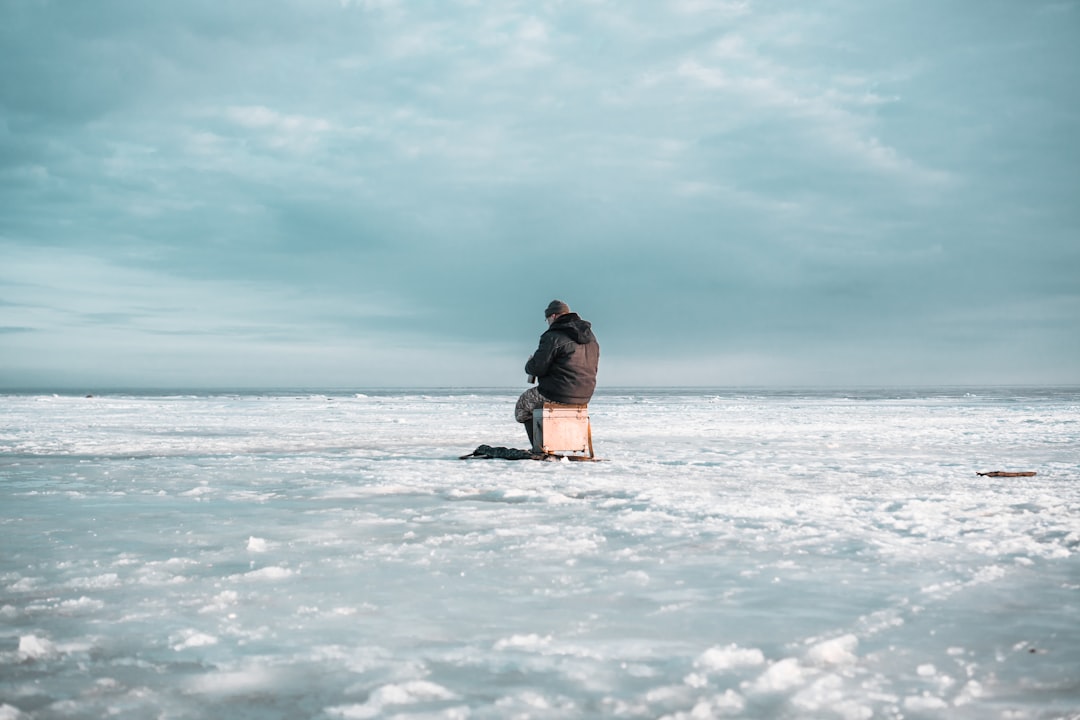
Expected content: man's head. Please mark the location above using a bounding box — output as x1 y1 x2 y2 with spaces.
544 300 571 323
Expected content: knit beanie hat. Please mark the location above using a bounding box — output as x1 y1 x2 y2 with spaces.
544 300 571 318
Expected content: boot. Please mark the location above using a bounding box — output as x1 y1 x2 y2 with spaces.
523 420 535 449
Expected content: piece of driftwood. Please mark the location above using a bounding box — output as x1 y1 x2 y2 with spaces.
976 471 1037 477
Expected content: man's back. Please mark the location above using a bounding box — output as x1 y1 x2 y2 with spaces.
526 312 599 405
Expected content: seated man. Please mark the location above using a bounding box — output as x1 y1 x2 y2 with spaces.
515 300 600 445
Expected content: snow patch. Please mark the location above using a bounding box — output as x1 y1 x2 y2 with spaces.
0 704 28 720
18 635 58 660
58 596 105 612
954 680 984 706
747 658 805 693
188 667 277 695
494 633 553 651
806 634 859 666
171 630 219 651
793 675 872 720
325 680 457 718
904 693 948 711
67 573 120 589
696 644 766 672
241 566 294 581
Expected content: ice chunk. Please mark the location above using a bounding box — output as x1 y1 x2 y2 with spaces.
806 634 859 666
904 693 948 711
747 658 804 693
670 689 745 719
793 675 872 720
241 566 294 581
0 704 28 720
696 644 766 672
171 630 219 651
493 633 553 651
18 635 57 660
954 680 984 706
325 680 457 718
58 596 105 612
246 536 269 552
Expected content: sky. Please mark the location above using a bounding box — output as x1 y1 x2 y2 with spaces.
1 0 1078 389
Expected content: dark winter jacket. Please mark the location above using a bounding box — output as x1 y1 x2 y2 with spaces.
525 313 600 405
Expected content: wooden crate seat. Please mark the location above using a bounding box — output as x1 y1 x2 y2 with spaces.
532 403 593 457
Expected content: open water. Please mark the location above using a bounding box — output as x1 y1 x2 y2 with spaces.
1 388 1078 719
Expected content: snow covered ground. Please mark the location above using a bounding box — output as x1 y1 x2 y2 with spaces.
1 388 1078 719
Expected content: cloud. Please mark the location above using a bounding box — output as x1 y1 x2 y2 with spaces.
341 0 400 10
675 49 951 189
673 0 751 16
224 105 333 151
226 106 331 133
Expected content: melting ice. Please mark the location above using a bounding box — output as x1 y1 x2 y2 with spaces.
1 388 1078 719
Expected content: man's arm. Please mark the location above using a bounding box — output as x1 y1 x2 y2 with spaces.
525 333 559 378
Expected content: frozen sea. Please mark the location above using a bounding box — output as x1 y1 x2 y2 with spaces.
1 387 1078 720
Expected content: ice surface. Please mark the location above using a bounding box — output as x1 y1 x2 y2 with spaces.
1 387 1078 719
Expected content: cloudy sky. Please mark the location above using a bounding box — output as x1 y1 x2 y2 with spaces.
1 0 1077 389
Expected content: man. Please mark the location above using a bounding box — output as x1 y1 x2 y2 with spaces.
515 300 600 445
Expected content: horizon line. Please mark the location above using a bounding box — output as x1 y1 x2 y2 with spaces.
3 383 1079 395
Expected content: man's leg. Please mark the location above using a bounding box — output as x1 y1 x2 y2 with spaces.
515 387 545 447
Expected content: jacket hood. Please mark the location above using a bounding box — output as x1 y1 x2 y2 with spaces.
550 313 595 344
